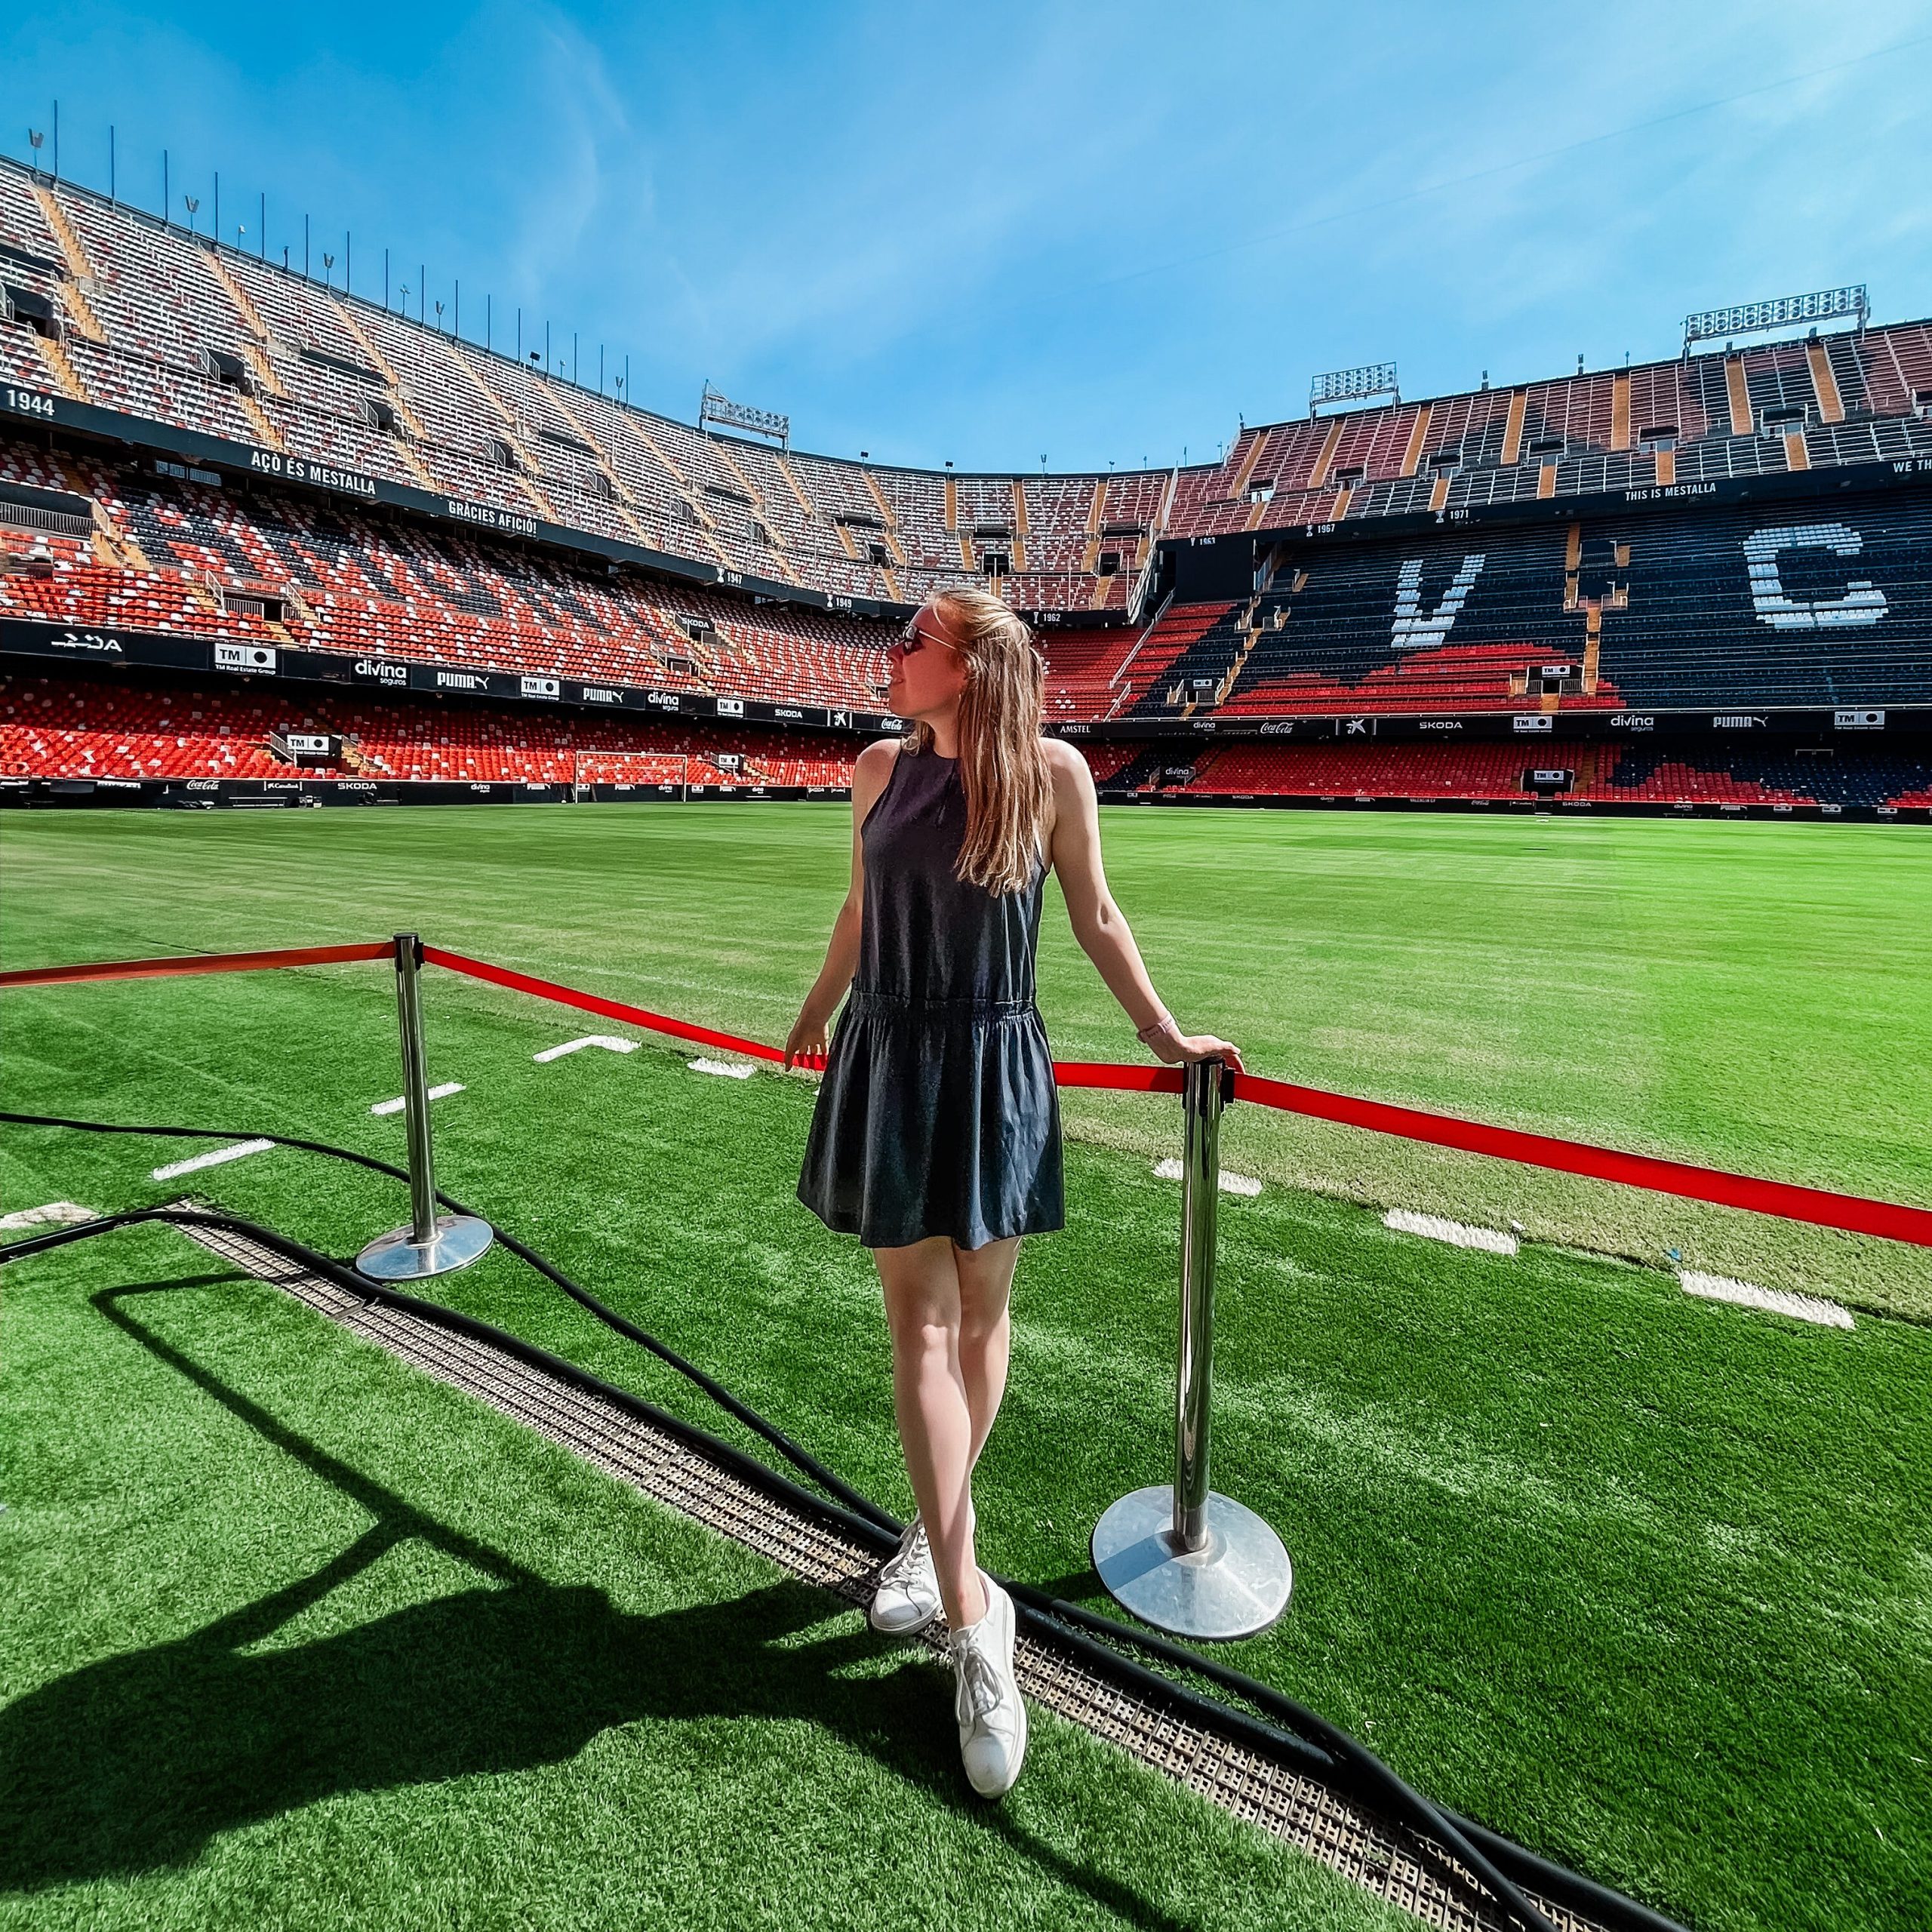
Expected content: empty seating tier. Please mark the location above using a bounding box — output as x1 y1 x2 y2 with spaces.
8 435 1932 731
0 439 895 708
14 666 1918 810
1132 493 1932 716
11 156 1932 622
1085 740 1932 810
0 667 861 786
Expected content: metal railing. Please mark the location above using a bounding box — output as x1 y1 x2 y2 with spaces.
352 934 494 1281
1091 1057 1293 1638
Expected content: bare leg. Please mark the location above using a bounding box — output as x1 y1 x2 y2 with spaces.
954 1235 1020 1472
875 1238 987 1630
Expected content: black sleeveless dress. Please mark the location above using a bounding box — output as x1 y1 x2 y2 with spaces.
798 746 1065 1250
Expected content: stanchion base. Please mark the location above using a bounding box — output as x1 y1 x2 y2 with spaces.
356 1214 494 1281
1091 1486 1292 1640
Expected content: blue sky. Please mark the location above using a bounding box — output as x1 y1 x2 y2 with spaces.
5 2 1931 472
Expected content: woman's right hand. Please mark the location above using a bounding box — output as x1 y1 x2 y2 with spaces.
1143 1019 1244 1073
784 1007 829 1071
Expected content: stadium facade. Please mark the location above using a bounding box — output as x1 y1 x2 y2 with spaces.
3 155 1928 817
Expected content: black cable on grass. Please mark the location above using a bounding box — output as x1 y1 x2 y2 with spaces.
0 1111 1687 1932
0 1110 884 1531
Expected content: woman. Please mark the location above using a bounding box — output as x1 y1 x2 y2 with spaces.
786 587 1241 1798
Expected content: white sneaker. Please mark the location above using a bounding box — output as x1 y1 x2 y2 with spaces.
951 1574 1028 1798
868 1518 942 1635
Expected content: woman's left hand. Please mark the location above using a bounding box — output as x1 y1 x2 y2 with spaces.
1150 1030 1244 1073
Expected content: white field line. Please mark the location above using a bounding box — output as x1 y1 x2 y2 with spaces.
1152 1157 1262 1198
371 1083 463 1116
1383 1208 1518 1256
0 1200 97 1229
1679 1270 1854 1330
534 1035 638 1063
689 1057 756 1080
151 1140 273 1181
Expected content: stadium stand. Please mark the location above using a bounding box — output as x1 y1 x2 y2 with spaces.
1097 740 1932 810
11 156 1932 619
0 158 1167 614
1099 601 1237 714
0 668 857 786
10 661 1924 811
1165 334 1932 541
6 430 1926 817
3 155 1929 820
1595 746 1932 810
1038 623 1141 721
1128 497 1932 715
0 441 894 706
15 660 1932 811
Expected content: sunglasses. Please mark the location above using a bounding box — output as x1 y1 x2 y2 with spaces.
893 616 958 657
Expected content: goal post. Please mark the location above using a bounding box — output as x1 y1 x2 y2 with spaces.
571 750 690 799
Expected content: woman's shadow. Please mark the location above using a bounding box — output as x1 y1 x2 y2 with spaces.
0 1276 1186 1932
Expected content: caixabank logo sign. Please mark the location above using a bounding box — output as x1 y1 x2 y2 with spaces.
214 642 278 675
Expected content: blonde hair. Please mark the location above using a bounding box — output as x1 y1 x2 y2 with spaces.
906 586 1051 896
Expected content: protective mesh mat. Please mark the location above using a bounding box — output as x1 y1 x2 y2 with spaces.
177 1211 1605 1932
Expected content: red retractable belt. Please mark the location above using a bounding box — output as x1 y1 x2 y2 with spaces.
422 955 1932 1248
6 936 1929 1248
423 946 788 1064
1226 1071 1932 1249
0 940 396 988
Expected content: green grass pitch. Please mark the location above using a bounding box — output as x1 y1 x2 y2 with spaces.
2 803 1928 1932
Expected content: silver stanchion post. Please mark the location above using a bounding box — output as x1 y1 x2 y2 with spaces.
1091 1057 1293 1639
356 933 494 1281
1174 1054 1221 1552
